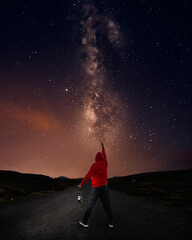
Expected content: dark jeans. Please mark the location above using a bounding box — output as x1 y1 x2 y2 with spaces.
82 185 113 224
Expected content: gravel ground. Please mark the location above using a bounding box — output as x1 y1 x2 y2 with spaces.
0 181 192 240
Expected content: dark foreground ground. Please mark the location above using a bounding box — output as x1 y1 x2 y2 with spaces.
0 181 192 240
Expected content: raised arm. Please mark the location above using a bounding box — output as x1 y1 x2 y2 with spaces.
101 142 106 161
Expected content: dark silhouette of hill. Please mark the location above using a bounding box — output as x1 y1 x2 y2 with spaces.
108 169 192 209
0 170 79 202
56 176 69 179
0 170 51 179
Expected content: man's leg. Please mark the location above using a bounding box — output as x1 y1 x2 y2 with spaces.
100 185 113 224
82 187 100 224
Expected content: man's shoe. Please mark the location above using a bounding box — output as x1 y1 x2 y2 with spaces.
109 223 114 228
79 220 89 228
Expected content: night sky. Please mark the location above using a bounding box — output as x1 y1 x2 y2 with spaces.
0 0 191 178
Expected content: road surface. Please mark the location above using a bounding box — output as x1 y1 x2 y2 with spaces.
0 182 192 240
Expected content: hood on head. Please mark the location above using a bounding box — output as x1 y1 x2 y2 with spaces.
95 152 104 162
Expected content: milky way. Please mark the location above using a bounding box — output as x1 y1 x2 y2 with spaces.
80 3 126 143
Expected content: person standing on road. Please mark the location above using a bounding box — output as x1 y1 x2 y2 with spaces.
78 142 113 228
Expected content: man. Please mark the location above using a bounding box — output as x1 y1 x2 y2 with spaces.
78 142 113 228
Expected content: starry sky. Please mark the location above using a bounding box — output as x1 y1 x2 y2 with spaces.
0 0 191 178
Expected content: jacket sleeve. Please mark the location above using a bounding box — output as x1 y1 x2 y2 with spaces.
102 146 107 161
80 164 96 186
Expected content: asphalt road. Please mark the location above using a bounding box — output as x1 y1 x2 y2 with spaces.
0 182 192 240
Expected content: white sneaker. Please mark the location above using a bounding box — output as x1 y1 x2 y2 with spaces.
109 223 114 228
79 220 89 228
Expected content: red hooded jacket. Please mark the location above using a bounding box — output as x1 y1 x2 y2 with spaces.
80 146 108 188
